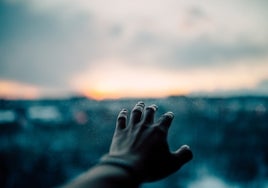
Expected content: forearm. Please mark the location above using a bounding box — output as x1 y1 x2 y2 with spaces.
61 102 193 187
62 164 140 188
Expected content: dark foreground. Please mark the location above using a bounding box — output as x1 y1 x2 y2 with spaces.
0 96 267 188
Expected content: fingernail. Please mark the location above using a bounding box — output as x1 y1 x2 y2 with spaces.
146 104 158 111
181 145 190 150
137 101 145 106
165 111 174 119
151 104 158 111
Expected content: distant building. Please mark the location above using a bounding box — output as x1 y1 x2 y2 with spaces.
26 106 63 126
0 110 16 124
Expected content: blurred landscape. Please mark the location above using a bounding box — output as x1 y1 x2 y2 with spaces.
0 96 267 188
1 1 268 187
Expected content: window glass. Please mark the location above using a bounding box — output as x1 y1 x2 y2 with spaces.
1 1 268 187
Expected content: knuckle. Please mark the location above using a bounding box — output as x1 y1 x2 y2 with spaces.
153 125 167 134
132 106 143 113
159 114 173 124
139 123 149 130
117 115 126 121
149 125 166 135
146 106 156 112
155 125 165 132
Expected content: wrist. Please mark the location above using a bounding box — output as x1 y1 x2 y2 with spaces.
99 154 143 183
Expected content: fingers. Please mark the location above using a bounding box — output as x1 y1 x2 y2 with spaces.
116 102 157 130
142 104 158 124
116 109 128 130
117 103 173 130
172 145 193 170
156 112 174 132
130 101 145 125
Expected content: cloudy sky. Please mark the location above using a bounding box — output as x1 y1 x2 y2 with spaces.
0 0 268 99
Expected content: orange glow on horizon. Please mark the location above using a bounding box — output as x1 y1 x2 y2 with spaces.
81 88 188 100
1 58 268 100
0 80 40 99
71 57 268 100
71 59 192 100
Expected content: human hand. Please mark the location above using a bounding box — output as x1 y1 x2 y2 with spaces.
100 102 193 182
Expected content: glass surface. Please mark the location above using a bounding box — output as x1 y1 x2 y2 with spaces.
1 1 268 187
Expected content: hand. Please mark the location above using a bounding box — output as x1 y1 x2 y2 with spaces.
101 102 193 182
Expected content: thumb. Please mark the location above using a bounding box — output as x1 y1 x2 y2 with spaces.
172 145 193 169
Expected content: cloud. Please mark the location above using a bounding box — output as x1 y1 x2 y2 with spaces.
168 37 268 68
0 1 97 89
194 78 268 97
1 0 268 97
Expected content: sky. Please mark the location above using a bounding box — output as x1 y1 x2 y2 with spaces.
0 0 268 100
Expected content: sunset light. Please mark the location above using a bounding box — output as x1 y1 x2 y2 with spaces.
70 58 268 100
1 0 268 99
1 57 268 100
0 80 40 99
71 59 188 100
1 1 268 187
